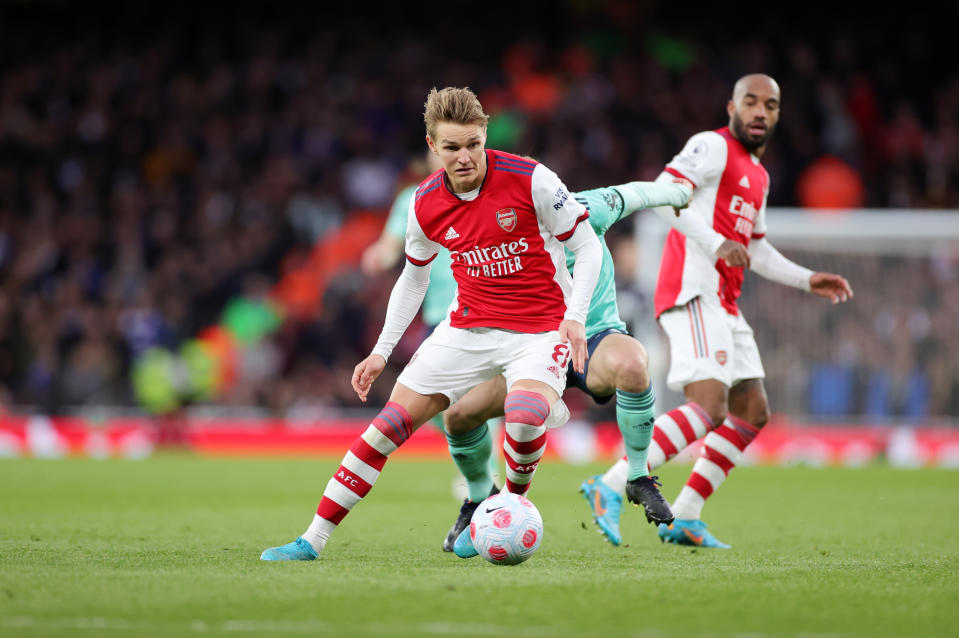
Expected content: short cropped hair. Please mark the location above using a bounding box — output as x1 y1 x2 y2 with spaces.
423 87 489 140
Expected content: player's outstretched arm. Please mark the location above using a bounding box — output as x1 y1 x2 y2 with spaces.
809 272 854 304
749 238 851 300
617 178 693 219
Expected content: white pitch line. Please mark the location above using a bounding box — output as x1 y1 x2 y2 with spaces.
0 616 849 638
0 616 552 636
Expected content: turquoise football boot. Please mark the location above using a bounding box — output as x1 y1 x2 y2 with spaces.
657 519 731 549
453 526 479 559
444 485 500 552
579 475 623 546
260 537 318 561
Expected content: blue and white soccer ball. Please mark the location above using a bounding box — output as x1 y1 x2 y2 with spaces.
469 491 543 565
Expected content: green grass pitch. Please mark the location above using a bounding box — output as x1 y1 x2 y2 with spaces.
1 455 957 637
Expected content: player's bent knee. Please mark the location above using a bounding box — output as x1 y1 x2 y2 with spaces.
615 357 650 393
604 349 650 393
730 392 770 429
590 350 649 392
699 402 728 427
685 381 729 426
751 403 770 429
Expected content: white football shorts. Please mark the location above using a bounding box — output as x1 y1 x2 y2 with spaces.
657 294 765 391
397 322 569 406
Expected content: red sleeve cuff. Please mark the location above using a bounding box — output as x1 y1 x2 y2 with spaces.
556 212 590 241
406 253 438 266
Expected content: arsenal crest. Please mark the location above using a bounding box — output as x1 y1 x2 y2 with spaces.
715 350 728 366
496 208 517 232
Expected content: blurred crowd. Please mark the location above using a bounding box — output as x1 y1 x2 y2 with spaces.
0 3 955 419
739 252 959 424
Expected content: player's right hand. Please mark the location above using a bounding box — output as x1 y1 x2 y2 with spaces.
809 272 854 304
716 240 750 268
671 178 694 216
352 354 386 402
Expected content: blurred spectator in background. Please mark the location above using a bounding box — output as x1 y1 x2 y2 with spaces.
795 156 864 209
0 3 956 421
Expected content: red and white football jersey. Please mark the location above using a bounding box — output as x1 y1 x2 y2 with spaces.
654 126 769 317
406 150 588 333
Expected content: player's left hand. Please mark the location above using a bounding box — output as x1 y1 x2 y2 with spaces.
559 319 588 374
672 178 694 216
809 272 854 304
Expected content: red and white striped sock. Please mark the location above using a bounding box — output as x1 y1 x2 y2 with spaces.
647 402 716 470
671 414 760 520
301 402 413 553
601 402 715 493
503 390 550 495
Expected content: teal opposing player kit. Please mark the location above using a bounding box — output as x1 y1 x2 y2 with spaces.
450 180 691 556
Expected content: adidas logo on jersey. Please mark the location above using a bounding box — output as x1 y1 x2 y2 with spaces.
739 175 751 188
444 227 460 240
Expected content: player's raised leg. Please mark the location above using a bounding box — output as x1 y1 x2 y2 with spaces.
584 300 727 542
442 376 506 551
261 383 447 560
578 333 672 537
